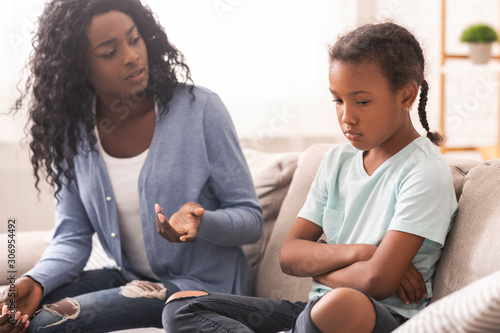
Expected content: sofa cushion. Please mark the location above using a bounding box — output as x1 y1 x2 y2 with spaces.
444 155 481 201
242 149 300 280
433 159 500 302
254 144 332 302
393 269 500 333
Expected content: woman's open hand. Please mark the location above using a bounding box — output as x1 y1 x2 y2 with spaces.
155 202 205 243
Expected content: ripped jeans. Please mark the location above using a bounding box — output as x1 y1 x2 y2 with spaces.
29 269 179 333
163 291 405 333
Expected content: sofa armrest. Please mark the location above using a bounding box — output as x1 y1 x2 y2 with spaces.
0 230 52 282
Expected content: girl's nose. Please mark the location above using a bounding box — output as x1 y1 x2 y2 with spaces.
341 104 356 125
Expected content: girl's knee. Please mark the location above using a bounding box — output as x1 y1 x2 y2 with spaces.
310 288 375 333
316 287 371 308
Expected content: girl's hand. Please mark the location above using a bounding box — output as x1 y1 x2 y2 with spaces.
155 202 205 243
396 263 427 305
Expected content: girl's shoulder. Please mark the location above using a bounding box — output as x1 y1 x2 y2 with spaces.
317 143 360 175
324 142 359 162
397 137 453 183
402 137 448 166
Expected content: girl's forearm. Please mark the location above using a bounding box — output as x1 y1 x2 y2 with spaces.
279 240 377 277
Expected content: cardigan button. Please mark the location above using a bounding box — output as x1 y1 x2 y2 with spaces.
111 232 117 238
106 196 112 202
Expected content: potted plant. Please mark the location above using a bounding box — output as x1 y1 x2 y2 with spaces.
460 23 498 64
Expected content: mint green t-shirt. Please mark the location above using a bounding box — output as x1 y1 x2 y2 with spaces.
299 137 458 318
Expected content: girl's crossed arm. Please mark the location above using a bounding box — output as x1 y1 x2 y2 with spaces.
280 218 378 277
313 230 426 303
280 218 427 304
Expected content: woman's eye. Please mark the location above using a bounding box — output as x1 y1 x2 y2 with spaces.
357 100 370 105
100 50 116 58
130 36 141 44
332 98 343 104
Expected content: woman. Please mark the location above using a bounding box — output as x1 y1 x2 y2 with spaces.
0 0 263 332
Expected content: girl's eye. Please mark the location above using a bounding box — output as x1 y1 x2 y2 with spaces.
357 100 370 105
332 98 343 104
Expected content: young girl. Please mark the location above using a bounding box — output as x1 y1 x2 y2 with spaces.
162 22 458 333
0 0 263 332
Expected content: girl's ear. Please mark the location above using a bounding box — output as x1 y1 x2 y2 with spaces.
399 81 419 110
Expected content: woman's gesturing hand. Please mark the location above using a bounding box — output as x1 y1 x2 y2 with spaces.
155 202 205 243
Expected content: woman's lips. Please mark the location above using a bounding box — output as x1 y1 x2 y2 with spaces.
345 130 362 140
125 68 146 83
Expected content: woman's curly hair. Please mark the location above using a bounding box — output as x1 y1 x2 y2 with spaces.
329 22 445 146
12 0 193 198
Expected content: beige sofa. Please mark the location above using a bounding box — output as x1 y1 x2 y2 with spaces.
1 143 500 332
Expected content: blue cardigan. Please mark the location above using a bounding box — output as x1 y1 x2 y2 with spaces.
26 85 263 297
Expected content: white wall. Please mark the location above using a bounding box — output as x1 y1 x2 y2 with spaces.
1 0 498 152
0 0 353 151
0 1 45 143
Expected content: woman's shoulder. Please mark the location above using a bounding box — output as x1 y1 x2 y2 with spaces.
173 84 220 101
158 84 224 112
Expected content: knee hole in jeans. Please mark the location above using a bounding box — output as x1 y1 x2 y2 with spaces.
119 280 167 300
39 298 80 329
166 290 209 304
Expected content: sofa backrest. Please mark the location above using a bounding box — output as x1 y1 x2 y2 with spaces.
242 149 300 279
432 158 500 302
254 143 331 302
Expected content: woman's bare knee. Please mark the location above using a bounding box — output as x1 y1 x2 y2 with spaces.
310 288 375 333
166 290 208 304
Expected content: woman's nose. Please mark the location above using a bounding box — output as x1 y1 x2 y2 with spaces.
123 45 140 66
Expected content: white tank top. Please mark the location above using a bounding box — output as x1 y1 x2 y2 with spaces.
95 103 160 281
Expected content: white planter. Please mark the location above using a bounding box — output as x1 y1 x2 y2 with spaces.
468 43 493 64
